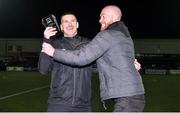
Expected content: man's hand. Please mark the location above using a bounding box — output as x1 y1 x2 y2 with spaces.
44 27 58 39
134 59 141 71
41 42 55 57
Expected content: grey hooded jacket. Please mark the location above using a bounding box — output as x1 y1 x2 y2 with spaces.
53 21 145 101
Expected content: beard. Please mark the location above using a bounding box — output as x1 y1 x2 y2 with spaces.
100 23 106 31
100 23 110 31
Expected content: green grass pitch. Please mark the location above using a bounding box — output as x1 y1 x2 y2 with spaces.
0 71 180 112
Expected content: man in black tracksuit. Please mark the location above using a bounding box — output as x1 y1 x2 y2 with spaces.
38 12 93 112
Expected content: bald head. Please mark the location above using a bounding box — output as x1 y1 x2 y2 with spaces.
102 5 122 22
99 5 122 31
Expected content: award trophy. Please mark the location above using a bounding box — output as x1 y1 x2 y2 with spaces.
42 14 61 32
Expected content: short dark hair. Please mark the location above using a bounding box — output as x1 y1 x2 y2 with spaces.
60 12 77 23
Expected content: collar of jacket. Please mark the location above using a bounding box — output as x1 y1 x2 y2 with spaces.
62 34 80 44
62 34 79 40
106 21 131 37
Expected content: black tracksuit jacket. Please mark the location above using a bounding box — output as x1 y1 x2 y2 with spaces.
38 35 92 107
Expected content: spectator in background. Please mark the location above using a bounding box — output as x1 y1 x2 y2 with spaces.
42 5 145 112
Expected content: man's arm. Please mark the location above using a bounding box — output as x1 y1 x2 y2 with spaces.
42 32 112 66
38 52 53 74
38 27 57 74
42 31 141 71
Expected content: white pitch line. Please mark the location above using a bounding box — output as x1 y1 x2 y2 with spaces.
0 85 49 100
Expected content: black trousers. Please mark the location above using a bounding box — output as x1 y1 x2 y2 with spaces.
47 103 91 112
113 94 145 112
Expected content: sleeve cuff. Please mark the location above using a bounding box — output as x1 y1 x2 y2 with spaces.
43 38 51 43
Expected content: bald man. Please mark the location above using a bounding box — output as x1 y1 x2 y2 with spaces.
42 5 145 112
